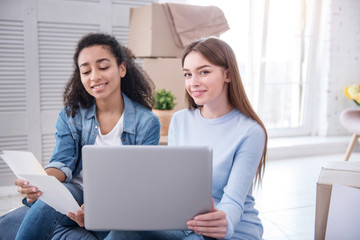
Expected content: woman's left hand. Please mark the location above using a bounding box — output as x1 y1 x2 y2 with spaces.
67 204 85 227
187 199 227 239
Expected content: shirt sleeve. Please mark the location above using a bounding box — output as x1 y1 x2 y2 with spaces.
217 124 265 239
140 115 161 145
44 109 77 182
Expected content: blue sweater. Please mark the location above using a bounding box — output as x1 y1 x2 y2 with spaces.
168 108 265 240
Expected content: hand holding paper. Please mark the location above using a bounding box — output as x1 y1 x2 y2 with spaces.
1 150 82 215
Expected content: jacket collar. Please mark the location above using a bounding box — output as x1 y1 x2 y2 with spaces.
85 92 136 135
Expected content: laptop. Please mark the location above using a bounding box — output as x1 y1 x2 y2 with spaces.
82 145 213 231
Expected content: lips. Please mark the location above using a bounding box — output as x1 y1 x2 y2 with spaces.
91 83 107 91
192 90 206 97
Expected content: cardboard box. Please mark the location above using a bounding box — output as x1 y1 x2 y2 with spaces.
129 3 183 58
315 161 360 240
142 58 185 112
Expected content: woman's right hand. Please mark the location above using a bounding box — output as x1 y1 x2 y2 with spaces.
15 178 42 203
67 204 85 227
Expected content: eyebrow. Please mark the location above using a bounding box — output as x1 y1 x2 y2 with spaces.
183 64 211 71
79 58 110 68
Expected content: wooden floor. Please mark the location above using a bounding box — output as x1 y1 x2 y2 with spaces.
1 152 359 239
253 152 360 240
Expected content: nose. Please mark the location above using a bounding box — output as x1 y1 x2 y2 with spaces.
190 74 200 87
90 69 100 82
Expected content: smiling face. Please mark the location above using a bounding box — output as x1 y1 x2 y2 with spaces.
78 45 126 102
183 51 231 111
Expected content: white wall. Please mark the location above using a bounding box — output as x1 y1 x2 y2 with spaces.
0 0 155 186
316 0 360 136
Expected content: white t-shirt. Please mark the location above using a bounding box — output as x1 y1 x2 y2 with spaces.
71 114 124 189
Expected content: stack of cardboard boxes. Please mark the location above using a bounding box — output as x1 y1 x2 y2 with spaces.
129 3 186 111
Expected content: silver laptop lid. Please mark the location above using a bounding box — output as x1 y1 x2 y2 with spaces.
82 145 212 231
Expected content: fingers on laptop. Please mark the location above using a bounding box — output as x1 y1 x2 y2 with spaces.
187 210 227 239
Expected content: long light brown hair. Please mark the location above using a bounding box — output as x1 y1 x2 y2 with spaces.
182 37 267 183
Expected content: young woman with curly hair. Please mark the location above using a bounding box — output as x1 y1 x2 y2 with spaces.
0 32 160 240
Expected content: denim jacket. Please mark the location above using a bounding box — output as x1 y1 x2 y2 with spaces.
45 93 160 182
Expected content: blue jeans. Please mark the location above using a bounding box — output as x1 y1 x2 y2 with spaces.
104 231 215 240
0 205 29 240
1 208 212 240
14 183 100 240
3 182 214 240
0 204 103 240
52 225 108 240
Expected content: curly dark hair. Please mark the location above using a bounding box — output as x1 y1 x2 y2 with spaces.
63 32 155 117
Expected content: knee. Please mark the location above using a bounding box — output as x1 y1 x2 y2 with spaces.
52 225 98 240
0 206 29 224
32 198 52 210
26 199 61 220
0 206 29 240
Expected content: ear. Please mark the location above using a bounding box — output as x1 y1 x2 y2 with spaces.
119 62 126 78
224 69 231 83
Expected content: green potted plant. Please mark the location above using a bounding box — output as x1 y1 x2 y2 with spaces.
152 89 176 136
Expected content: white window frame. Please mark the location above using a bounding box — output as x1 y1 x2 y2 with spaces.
186 0 321 137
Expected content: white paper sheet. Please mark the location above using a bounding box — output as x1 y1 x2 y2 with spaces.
325 184 360 240
19 174 82 215
0 150 81 215
1 150 46 177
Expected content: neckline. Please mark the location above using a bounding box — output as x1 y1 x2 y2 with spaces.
196 108 237 124
98 113 124 136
